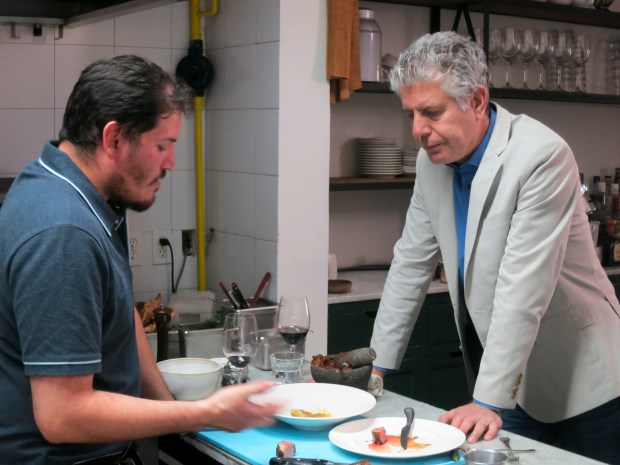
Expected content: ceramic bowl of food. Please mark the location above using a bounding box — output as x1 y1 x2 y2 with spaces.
311 363 373 390
310 347 376 390
250 382 376 430
157 357 222 401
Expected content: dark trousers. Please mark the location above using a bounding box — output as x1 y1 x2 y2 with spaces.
72 442 143 465
464 317 620 464
502 396 620 465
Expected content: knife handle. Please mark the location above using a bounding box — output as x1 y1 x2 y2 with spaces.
270 458 330 465
404 406 415 424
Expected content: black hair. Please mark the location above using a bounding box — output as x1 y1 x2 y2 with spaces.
59 54 193 153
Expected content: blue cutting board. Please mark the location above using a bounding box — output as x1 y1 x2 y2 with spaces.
197 418 465 465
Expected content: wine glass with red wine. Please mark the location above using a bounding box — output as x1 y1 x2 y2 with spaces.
222 313 258 371
276 296 310 352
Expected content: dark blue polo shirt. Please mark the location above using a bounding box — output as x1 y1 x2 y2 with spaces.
0 141 139 464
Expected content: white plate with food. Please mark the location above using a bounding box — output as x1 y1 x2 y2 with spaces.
329 417 465 459
250 383 376 431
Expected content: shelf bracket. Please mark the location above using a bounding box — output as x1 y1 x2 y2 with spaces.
451 4 475 38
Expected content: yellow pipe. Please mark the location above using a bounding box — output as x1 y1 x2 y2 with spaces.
189 0 218 290
194 97 206 290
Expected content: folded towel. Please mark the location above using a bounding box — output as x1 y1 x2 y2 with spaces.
367 372 384 398
327 0 362 103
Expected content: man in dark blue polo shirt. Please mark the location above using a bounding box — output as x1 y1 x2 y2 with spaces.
0 55 278 465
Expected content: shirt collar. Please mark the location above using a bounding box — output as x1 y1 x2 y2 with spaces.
38 141 125 237
449 106 497 173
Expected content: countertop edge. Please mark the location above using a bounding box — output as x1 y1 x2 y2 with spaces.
329 268 620 304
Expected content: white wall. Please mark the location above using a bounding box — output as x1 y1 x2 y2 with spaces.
278 0 330 357
0 2 196 303
329 2 620 269
202 0 281 306
0 0 332 355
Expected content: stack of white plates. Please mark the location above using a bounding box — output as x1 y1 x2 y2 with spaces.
402 148 418 175
356 138 402 178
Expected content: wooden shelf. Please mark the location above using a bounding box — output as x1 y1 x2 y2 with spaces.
360 1 620 103
330 175 415 191
371 0 620 29
359 78 620 105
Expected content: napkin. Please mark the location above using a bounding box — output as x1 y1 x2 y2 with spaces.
327 0 362 103
367 372 384 397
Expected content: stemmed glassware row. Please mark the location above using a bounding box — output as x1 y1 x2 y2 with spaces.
481 27 590 92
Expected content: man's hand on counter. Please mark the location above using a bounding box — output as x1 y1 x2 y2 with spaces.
438 402 502 443
195 380 281 432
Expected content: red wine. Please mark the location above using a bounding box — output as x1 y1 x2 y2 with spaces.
279 326 308 345
228 355 251 368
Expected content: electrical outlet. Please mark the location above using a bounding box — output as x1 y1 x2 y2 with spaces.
129 235 141 266
152 230 172 265
182 229 196 256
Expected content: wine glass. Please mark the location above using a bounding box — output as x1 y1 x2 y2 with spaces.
534 30 555 90
553 30 574 91
519 29 539 89
276 296 310 352
222 313 258 370
499 27 521 88
573 34 591 92
488 29 503 88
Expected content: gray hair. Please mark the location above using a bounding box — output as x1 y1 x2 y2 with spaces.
389 31 489 110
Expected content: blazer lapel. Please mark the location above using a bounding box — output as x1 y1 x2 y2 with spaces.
463 104 510 282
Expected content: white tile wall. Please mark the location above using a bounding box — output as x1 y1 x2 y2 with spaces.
54 45 115 108
0 1 211 302
256 42 279 109
204 0 258 49
256 109 279 175
115 5 173 48
256 0 280 44
0 109 55 174
201 1 281 304
0 44 54 108
58 19 115 46
206 109 256 172
255 174 277 242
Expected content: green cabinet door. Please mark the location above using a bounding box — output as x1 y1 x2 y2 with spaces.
328 293 470 410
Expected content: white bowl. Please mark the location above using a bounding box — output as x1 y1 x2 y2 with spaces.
250 383 376 430
157 357 222 401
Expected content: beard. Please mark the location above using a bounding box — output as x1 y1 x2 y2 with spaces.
106 169 166 212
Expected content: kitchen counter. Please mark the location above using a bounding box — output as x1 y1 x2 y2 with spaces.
328 271 448 305
161 364 606 465
328 267 620 304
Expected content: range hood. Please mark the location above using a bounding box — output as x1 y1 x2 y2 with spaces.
0 0 182 28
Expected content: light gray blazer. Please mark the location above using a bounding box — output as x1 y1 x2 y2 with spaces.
371 103 620 423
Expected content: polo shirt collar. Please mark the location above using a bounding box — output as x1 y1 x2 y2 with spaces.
37 140 125 237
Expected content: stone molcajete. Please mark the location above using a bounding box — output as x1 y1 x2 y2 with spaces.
310 347 376 390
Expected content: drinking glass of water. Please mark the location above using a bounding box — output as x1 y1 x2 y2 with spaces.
269 351 304 384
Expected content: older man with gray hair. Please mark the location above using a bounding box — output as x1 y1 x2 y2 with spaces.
370 31 620 464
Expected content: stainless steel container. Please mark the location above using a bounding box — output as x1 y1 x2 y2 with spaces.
219 298 278 330
177 322 224 359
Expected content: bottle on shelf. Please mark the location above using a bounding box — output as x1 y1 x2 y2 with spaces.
601 219 620 267
589 178 603 219
611 183 620 218
598 181 609 217
600 219 620 267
